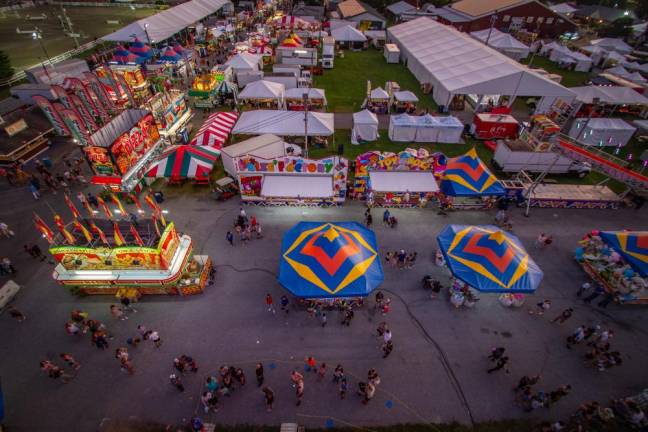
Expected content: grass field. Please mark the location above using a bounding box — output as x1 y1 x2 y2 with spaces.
0 5 159 69
521 55 591 88
314 49 438 113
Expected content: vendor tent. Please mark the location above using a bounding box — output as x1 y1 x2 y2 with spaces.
233 110 334 136
440 149 505 196
369 171 438 192
599 231 648 277
225 52 263 71
146 145 220 179
102 0 231 43
568 118 636 147
388 113 463 143
604 65 632 79
273 15 310 30
352 109 379 144
569 85 648 105
369 87 389 100
279 221 384 298
387 18 575 112
129 38 153 59
540 41 561 56
238 80 285 106
215 80 238 97
220 134 300 176
393 90 419 103
548 46 592 72
437 225 544 293
470 28 530 61
263 175 332 199
159 47 182 62
190 111 238 147
284 87 327 105
331 25 367 42
590 38 633 54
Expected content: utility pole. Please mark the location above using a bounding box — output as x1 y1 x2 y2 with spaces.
61 7 79 49
303 90 309 157
485 13 498 46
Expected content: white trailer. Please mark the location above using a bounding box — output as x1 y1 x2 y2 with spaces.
493 140 590 174
322 36 335 69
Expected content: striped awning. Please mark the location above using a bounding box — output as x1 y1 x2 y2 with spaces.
146 145 220 179
190 111 238 148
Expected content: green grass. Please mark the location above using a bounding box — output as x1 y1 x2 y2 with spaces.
0 5 159 69
314 49 438 112
520 55 591 88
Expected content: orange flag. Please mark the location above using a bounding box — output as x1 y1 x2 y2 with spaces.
73 220 92 243
54 214 76 245
90 222 109 245
82 199 95 218
64 194 81 219
111 193 127 215
113 222 125 246
96 196 113 219
129 224 144 246
144 194 160 213
151 214 161 237
129 193 143 212
33 213 54 244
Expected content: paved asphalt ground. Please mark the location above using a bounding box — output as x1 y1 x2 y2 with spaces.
0 143 648 431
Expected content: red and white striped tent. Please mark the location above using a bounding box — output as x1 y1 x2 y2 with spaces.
272 15 309 30
190 111 238 148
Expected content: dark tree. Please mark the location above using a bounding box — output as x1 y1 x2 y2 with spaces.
0 51 14 80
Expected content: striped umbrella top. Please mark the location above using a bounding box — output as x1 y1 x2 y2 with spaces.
146 145 221 179
190 111 238 148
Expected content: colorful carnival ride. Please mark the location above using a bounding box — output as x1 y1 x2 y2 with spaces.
33 193 210 296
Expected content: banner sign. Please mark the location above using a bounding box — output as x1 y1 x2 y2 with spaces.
60 109 92 146
110 114 161 175
32 95 69 136
84 146 118 176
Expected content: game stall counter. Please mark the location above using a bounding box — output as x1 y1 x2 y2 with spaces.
235 154 348 206
93 65 132 108
576 231 648 304
189 73 219 108
471 113 520 140
391 90 418 114
365 87 390 114
353 149 445 207
107 63 152 106
85 109 163 193
284 88 327 111
146 90 192 143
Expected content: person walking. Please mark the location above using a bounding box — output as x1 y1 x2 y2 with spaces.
317 363 327 381
305 356 316 372
342 308 354 326
515 375 540 391
262 387 275 412
576 282 592 297
383 329 392 345
489 347 506 362
0 222 14 238
60 353 81 370
120 295 137 313
529 299 551 316
256 363 264 386
362 382 376 405
110 305 128 321
280 295 289 313
320 312 327 327
566 325 585 349
487 356 509 374
382 340 394 358
548 385 572 406
149 330 162 348
382 209 390 225
265 293 275 313
226 231 234 246
333 364 344 383
339 377 348 399
8 306 26 322
365 211 373 228
551 308 574 324
170 374 184 392
583 285 605 304
295 378 304 406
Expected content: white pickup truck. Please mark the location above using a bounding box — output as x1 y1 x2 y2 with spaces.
493 140 591 175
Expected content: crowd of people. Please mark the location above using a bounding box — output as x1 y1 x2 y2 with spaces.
226 208 262 246
384 250 417 269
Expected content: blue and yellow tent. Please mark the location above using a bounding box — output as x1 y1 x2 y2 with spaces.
599 231 648 277
437 225 543 293
440 149 505 197
279 222 384 298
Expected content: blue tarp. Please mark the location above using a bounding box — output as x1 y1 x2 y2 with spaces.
279 222 384 298
437 224 543 293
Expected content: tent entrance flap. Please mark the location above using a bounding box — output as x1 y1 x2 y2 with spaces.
262 175 333 198
369 171 439 192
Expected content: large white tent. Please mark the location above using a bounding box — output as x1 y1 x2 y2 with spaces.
387 18 574 112
568 118 636 147
331 25 367 42
470 28 530 61
388 113 463 143
238 80 285 107
548 46 592 72
233 110 335 136
569 86 648 105
102 0 231 43
225 52 263 71
352 109 379 144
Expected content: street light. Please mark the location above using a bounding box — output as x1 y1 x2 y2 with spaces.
143 22 153 44
32 27 52 64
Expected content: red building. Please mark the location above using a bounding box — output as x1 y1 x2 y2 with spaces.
434 0 577 38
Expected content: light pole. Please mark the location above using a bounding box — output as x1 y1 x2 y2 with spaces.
32 27 52 63
485 13 498 46
143 23 153 45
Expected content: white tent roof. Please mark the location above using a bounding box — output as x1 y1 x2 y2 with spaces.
102 0 230 43
233 110 335 136
394 90 419 102
238 80 285 100
370 87 389 99
583 118 635 131
328 19 357 30
262 175 333 198
331 25 367 42
387 18 574 100
590 38 633 54
284 87 327 101
386 0 416 15
551 3 577 14
606 51 627 62
604 65 631 78
369 171 439 192
225 52 262 70
352 109 379 125
470 28 529 52
628 72 647 83
552 45 591 62
633 119 648 130
581 45 608 55
569 85 648 105
221 134 285 158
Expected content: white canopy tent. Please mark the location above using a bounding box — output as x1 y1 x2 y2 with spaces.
370 87 389 100
388 113 464 143
329 19 358 30
351 109 379 144
331 25 367 42
604 65 632 79
225 52 263 71
238 80 285 107
590 38 633 54
102 0 231 43
220 134 301 176
262 175 333 198
284 87 327 104
548 46 592 72
369 171 439 193
569 86 648 105
233 110 335 136
568 118 636 147
470 28 530 61
393 91 419 103
387 18 575 112
540 41 561 55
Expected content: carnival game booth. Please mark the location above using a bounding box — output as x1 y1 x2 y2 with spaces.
146 145 221 185
225 52 263 84
353 148 445 207
279 222 384 299
238 80 286 109
235 153 348 206
437 225 543 308
190 111 238 148
47 217 210 296
233 110 334 147
220 134 301 176
439 149 505 210
284 88 327 111
86 109 163 193
106 63 152 106
189 73 219 108
568 118 637 147
146 90 192 143
351 109 379 144
392 90 418 114
365 87 390 114
471 113 519 140
388 114 464 143
331 25 367 50
576 231 648 305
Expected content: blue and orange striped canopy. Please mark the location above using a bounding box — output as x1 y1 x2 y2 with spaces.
279 222 384 298
437 225 543 293
599 231 648 276
440 149 505 197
